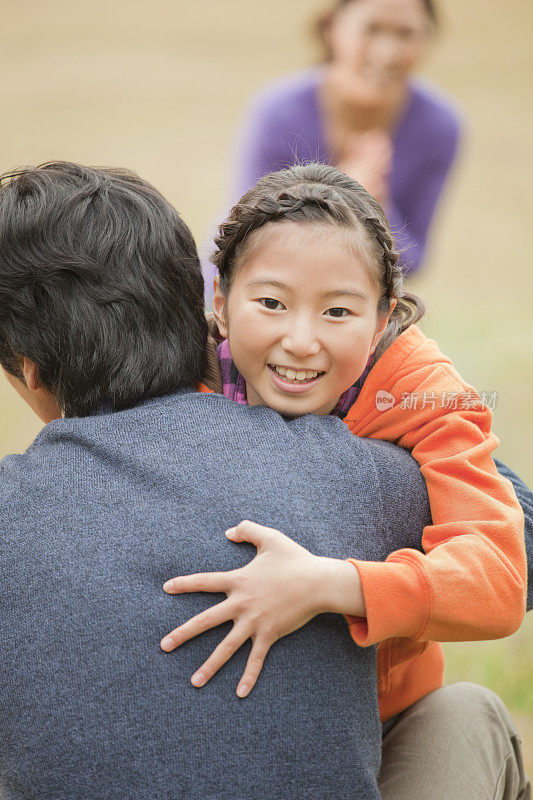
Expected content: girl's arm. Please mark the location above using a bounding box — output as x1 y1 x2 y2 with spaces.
180 325 528 697
343 325 527 646
160 450 533 698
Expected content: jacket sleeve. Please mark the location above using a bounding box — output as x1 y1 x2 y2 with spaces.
343 327 527 646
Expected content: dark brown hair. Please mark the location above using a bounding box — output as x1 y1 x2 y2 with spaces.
0 161 207 416
211 163 424 361
316 0 438 61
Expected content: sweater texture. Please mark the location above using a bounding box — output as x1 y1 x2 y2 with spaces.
0 389 431 800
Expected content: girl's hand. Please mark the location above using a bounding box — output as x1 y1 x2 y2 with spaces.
160 520 365 698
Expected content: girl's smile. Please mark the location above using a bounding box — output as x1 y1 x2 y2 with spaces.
213 221 393 417
267 364 326 393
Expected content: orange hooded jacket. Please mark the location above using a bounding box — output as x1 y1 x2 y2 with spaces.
199 325 527 722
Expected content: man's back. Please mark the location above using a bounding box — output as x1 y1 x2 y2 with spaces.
0 390 430 800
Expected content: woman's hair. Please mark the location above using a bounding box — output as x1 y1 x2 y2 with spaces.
0 161 207 417
211 163 424 361
316 0 438 61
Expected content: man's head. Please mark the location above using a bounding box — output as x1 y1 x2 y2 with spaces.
0 161 207 418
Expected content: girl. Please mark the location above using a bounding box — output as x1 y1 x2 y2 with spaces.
161 164 526 726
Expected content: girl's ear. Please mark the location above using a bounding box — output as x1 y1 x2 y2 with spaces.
371 299 397 354
212 276 229 339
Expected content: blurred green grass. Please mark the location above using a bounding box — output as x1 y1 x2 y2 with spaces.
444 615 533 715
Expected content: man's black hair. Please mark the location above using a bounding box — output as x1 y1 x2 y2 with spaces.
0 161 208 416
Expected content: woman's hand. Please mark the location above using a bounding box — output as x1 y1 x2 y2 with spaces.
338 129 392 206
160 520 365 698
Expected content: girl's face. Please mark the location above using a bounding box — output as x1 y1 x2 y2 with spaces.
213 222 394 417
326 0 431 106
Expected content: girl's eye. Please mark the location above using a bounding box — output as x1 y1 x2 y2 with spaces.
258 297 285 311
325 307 350 318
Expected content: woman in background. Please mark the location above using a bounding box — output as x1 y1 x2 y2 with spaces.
204 0 459 305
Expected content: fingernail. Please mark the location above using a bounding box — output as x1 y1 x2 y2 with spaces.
160 637 174 651
225 528 236 538
191 672 205 687
236 683 249 698
163 580 174 592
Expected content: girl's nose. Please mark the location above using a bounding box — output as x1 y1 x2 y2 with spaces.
281 323 321 359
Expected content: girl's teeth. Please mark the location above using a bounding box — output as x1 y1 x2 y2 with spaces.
273 365 320 381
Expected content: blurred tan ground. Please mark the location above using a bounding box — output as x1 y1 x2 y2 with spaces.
0 0 532 771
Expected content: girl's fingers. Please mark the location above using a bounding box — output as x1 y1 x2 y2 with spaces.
226 519 278 547
163 571 230 594
160 599 233 652
235 637 272 698
189 626 250 688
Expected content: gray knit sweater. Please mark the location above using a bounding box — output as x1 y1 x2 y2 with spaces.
0 389 431 800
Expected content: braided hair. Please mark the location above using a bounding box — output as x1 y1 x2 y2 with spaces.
211 163 424 361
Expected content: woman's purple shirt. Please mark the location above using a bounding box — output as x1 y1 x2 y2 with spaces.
203 67 461 305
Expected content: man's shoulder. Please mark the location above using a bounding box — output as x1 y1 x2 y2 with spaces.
0 441 60 539
0 391 204 490
357 438 429 553
0 390 422 476
360 436 421 491
0 435 56 493
0 391 428 541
